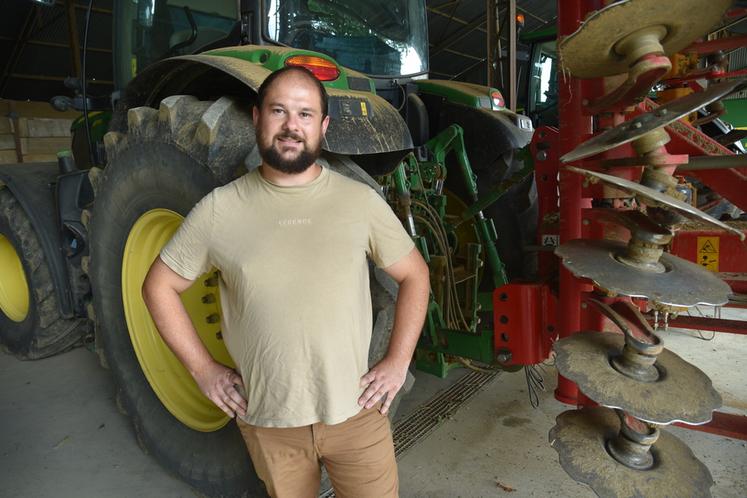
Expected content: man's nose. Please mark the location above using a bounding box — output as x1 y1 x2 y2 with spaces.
282 112 301 131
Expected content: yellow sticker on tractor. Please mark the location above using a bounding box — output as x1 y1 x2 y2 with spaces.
360 101 368 116
697 236 719 272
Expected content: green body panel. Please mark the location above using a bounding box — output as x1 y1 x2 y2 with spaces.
414 79 503 110
520 25 557 43
71 111 112 144
722 99 747 129
206 45 365 92
417 328 494 363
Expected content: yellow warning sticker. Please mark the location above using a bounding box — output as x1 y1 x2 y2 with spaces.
360 101 368 116
697 236 719 272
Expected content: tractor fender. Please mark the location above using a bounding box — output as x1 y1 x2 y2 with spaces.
113 53 413 156
0 163 74 318
436 102 533 156
424 100 533 181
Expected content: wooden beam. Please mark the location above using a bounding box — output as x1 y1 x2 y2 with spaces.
1 7 38 96
0 36 111 54
487 0 497 87
53 0 112 15
65 0 81 78
10 73 113 85
441 47 483 61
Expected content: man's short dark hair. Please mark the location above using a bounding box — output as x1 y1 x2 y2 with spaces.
256 66 329 118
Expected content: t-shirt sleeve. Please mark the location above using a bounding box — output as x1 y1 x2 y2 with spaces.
159 192 214 280
367 188 415 268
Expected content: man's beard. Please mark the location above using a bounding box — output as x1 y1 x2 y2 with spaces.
257 129 322 174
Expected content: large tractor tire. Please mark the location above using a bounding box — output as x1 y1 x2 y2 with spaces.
0 188 87 359
85 95 406 497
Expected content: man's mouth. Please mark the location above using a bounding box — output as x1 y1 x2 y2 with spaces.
276 134 303 145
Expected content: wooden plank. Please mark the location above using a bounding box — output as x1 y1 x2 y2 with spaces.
20 137 71 155
15 118 26 138
16 117 73 138
0 150 19 164
0 117 12 134
22 153 59 163
0 134 15 149
0 99 79 119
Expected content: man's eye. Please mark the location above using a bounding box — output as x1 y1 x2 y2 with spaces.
300 112 311 118
272 108 284 115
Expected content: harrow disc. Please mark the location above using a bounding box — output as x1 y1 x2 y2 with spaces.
564 166 745 239
554 332 721 425
560 80 747 163
559 0 733 79
549 407 714 498
555 239 732 307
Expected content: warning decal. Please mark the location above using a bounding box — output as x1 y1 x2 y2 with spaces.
697 236 719 272
542 234 559 247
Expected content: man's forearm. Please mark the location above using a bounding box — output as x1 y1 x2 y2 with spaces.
385 273 430 364
143 286 215 377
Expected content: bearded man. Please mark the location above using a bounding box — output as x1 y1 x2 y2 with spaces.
142 66 430 498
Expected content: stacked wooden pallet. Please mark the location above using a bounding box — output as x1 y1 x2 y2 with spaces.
0 100 79 164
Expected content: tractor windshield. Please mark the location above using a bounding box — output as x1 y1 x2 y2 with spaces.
527 39 558 127
264 0 429 78
114 0 239 89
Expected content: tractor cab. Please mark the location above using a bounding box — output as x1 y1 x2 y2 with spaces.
115 0 428 101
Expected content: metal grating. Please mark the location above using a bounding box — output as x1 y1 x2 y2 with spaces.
320 369 501 498
392 369 501 457
727 47 747 100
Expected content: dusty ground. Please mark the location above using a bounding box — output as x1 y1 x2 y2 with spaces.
1 308 745 498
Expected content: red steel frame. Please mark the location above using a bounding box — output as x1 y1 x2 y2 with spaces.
554 0 747 440
555 0 594 405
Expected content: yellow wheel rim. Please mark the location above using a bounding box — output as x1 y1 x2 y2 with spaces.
0 234 30 322
122 208 235 432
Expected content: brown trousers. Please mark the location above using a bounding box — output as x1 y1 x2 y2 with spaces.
237 406 398 498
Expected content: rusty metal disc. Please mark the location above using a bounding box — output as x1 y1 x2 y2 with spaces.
560 79 747 163
549 407 714 498
565 166 745 240
559 0 733 78
555 239 732 307
554 332 721 424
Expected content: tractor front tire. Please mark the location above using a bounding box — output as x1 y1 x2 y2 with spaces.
88 96 263 497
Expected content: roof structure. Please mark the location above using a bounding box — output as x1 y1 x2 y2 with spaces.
2 1 747 104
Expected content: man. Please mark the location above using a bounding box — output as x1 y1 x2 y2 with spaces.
142 66 430 498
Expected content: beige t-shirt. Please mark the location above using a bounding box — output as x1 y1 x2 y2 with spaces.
160 166 414 427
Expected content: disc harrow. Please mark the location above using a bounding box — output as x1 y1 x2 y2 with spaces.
549 1 737 496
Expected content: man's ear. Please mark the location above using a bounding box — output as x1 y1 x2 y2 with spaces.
321 114 330 136
252 106 259 128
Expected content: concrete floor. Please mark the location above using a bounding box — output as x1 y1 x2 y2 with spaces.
1 309 746 498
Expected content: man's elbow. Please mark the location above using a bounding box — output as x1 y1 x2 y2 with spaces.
141 261 161 305
142 271 154 305
410 252 431 291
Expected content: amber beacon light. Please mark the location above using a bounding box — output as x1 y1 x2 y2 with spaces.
285 55 340 81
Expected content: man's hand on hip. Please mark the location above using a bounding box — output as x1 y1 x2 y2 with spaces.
358 356 409 414
193 361 248 418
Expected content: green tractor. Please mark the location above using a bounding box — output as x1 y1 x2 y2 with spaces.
0 1 535 496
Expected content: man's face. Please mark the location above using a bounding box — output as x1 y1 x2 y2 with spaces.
253 73 330 174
